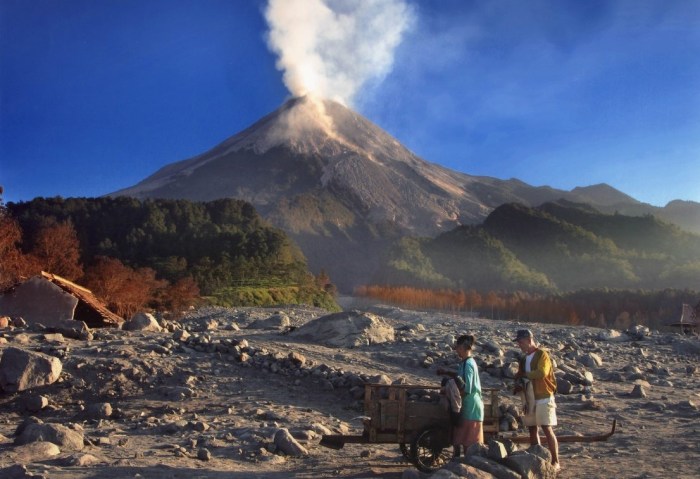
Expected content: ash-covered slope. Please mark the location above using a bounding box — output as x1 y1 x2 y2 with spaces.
112 97 579 236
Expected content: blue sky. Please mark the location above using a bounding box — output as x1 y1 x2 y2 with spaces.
1 0 698 207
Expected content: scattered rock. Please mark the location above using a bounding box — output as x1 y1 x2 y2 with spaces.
9 440 62 463
445 462 496 478
288 351 306 366
41 333 65 343
158 386 196 400
85 402 112 419
504 450 557 479
556 377 575 394
13 317 28 328
248 312 291 330
191 318 219 332
423 470 460 478
526 444 553 463
597 329 624 341
487 439 508 460
43 318 90 340
62 453 104 466
464 442 489 458
0 347 62 392
464 455 521 479
173 329 191 341
578 352 603 368
401 469 422 479
25 395 49 413
123 312 162 332
273 428 308 456
626 325 651 340
0 464 49 479
15 420 85 451
197 448 212 461
630 384 648 398
12 333 30 344
503 362 519 379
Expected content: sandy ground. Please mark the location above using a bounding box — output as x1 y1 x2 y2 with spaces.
1 303 699 479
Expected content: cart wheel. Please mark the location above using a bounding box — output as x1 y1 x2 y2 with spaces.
410 427 453 472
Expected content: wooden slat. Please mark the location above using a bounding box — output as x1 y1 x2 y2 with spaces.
397 388 406 441
362 383 504 445
366 385 377 442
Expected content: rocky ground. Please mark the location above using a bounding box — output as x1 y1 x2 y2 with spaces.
1 300 699 479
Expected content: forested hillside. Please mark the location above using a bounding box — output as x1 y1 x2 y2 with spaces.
3 196 338 313
374 201 700 292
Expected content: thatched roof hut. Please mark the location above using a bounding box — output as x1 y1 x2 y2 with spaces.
0 271 123 328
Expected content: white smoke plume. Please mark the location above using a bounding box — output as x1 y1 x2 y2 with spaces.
264 0 414 106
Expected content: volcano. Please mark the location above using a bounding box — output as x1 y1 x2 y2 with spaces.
111 97 691 290
112 97 514 232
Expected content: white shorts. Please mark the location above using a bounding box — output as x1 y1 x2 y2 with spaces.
534 397 557 426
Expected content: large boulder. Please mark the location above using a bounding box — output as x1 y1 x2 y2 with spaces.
247 312 291 330
1 463 53 479
15 420 84 451
444 462 496 478
0 347 62 392
597 329 625 342
504 450 557 479
291 310 394 348
8 441 62 464
43 318 90 340
122 312 162 332
464 455 521 479
0 276 77 327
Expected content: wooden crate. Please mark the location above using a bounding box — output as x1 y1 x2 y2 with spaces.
363 384 501 444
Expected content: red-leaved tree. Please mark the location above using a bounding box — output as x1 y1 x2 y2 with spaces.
28 221 84 280
83 256 166 318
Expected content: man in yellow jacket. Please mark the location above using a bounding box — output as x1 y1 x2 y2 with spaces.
515 329 560 472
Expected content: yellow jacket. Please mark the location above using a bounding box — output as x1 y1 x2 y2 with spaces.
518 348 557 400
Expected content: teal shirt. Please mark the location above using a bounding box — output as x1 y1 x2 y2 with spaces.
457 357 484 421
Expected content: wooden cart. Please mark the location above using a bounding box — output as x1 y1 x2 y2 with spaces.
320 383 502 472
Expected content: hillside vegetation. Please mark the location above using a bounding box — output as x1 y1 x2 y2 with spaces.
375 201 700 293
4 197 339 312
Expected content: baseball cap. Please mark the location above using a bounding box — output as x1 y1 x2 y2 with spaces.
513 329 533 341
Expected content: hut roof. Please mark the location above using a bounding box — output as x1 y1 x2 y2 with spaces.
669 302 698 333
39 271 123 327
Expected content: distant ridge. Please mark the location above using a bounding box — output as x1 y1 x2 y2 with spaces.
571 184 640 206
374 201 700 292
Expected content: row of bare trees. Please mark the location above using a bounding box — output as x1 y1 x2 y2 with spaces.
354 285 500 314
355 284 692 331
1 190 198 318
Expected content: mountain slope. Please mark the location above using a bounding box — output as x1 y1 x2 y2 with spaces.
376 202 700 292
110 97 699 289
113 97 545 235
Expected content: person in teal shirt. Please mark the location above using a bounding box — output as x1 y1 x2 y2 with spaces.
438 334 484 453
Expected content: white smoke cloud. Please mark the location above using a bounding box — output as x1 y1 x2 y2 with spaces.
264 0 414 105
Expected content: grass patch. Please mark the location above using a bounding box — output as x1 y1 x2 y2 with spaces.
206 285 341 311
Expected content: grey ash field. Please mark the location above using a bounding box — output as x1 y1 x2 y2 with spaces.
1 303 699 479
